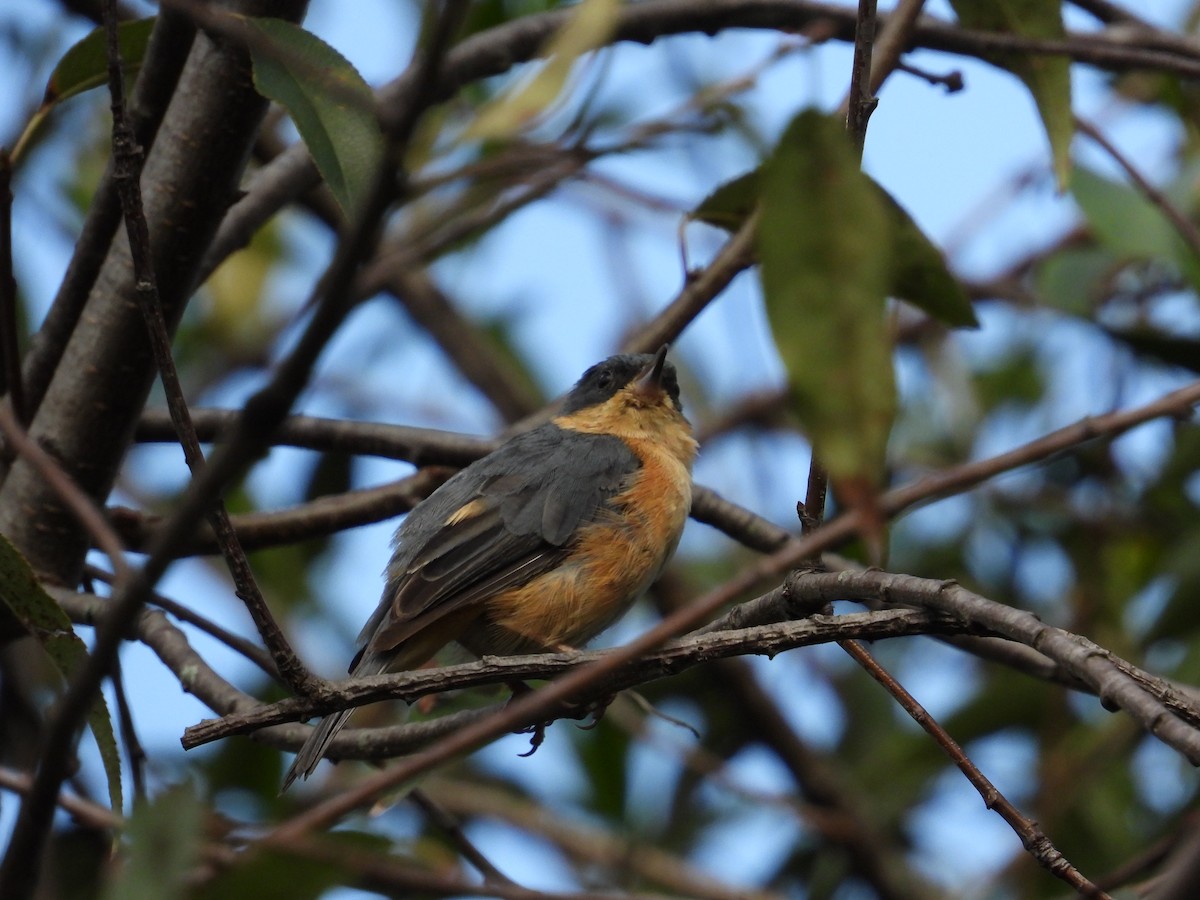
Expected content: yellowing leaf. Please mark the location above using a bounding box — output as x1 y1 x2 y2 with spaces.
758 109 896 489
465 0 620 141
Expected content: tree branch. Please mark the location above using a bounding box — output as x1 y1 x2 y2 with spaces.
183 607 968 748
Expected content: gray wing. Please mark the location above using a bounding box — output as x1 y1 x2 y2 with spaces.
355 425 639 664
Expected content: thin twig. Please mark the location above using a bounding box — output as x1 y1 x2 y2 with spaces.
840 638 1109 896
111 655 146 801
868 0 927 95
0 152 24 425
137 409 492 465
625 209 760 356
841 0 879 151
83 565 279 678
103 0 319 697
0 766 119 832
110 468 451 555
409 788 517 887
1076 116 1200 262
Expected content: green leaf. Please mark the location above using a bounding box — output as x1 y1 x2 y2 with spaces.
242 17 384 220
103 783 203 900
691 171 758 232
758 109 896 487
1034 245 1114 317
465 0 620 140
877 185 978 328
693 170 977 328
195 831 389 900
951 0 1073 188
42 18 156 106
0 535 122 815
1070 166 1200 283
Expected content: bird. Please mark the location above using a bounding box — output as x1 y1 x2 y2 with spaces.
282 345 697 789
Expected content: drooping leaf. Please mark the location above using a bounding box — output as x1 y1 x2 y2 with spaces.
0 535 122 815
758 109 896 489
691 171 758 232
878 185 978 328
102 783 203 900
1070 166 1200 286
242 16 384 220
10 18 158 168
693 170 977 327
465 0 620 140
951 0 1073 188
42 17 156 106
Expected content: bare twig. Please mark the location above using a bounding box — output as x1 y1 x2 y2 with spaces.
842 639 1108 896
1076 116 1200 262
424 778 787 900
103 0 320 697
625 210 760 356
83 565 278 678
841 0 879 150
868 0 927 95
0 152 24 424
110 468 451 555
0 766 119 832
788 571 1200 762
110 656 146 801
409 788 517 887
137 408 493 466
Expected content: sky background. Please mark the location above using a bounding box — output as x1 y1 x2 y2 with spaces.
2 0 1198 896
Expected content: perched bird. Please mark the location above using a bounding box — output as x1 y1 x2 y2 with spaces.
283 346 697 789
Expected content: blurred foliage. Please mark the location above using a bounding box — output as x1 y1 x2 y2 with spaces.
3 0 1200 898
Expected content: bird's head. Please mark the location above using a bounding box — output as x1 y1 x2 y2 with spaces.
561 345 683 415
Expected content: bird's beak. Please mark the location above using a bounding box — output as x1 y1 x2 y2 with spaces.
631 345 669 402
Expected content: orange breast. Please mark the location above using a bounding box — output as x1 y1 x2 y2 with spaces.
471 438 693 655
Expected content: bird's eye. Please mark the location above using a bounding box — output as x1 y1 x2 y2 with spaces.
596 372 613 389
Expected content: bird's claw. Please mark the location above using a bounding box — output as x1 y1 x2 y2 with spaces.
517 721 548 757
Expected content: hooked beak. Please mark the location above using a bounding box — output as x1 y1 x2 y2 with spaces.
631 345 669 402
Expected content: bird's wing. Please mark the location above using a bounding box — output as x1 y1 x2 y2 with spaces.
358 426 639 660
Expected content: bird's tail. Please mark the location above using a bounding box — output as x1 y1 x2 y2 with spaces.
281 653 390 792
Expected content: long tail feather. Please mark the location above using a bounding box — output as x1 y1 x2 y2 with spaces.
281 654 389 792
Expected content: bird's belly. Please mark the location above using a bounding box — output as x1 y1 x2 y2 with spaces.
469 459 691 655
